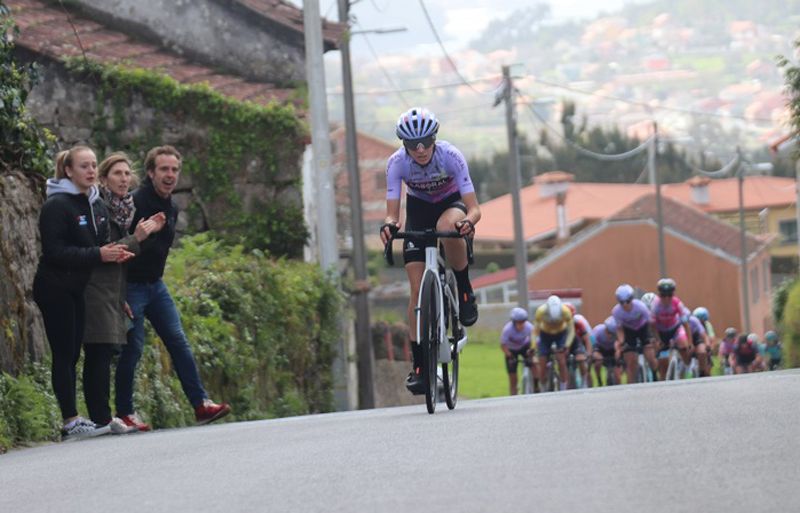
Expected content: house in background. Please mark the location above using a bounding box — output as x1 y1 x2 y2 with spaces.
477 171 797 277
331 128 399 250
475 195 772 333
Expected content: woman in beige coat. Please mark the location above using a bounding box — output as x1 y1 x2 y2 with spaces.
82 152 165 434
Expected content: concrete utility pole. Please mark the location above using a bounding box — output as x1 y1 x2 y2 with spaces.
338 0 374 410
303 0 350 410
500 65 529 310
650 124 667 278
737 149 751 333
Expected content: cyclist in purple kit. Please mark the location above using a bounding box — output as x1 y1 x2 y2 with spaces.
611 284 659 383
500 307 535 395
592 317 621 386
379 108 481 394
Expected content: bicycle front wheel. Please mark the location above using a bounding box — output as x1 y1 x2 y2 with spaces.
419 273 439 414
442 271 459 409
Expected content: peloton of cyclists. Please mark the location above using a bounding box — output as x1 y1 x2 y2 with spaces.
534 295 574 392
500 307 536 395
611 284 659 383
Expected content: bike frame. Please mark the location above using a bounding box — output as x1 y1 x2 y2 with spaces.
415 245 467 362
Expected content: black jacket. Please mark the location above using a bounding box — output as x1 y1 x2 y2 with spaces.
126 180 178 283
36 186 110 293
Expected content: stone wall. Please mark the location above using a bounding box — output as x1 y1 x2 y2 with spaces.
67 0 307 84
0 171 47 375
23 55 303 238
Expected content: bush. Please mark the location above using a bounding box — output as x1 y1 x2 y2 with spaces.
0 362 60 452
780 279 800 368
0 2 55 177
133 233 342 427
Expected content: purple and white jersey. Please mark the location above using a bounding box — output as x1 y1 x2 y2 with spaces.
385 140 475 203
688 316 706 337
611 299 651 330
592 324 616 350
500 321 534 351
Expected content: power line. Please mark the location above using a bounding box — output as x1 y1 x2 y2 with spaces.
525 76 775 124
417 0 494 96
353 20 410 107
328 76 500 96
516 87 652 162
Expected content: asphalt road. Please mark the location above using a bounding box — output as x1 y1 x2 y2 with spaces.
1 371 798 513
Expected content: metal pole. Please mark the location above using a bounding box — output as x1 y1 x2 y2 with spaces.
738 150 751 333
502 65 529 310
304 0 350 410
338 0 374 409
651 124 667 278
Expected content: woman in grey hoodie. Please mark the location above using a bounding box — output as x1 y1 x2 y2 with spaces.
33 146 134 441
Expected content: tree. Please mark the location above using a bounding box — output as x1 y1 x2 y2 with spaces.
0 2 54 177
779 38 800 142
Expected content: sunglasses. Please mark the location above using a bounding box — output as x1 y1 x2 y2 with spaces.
403 136 436 151
619 299 632 305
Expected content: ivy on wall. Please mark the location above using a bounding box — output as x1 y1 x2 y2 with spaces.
0 3 54 177
65 59 309 257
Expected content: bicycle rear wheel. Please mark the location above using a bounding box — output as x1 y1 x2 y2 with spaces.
442 271 459 410
419 273 439 414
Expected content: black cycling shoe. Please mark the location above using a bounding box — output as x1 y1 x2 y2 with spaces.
459 291 478 327
405 368 426 395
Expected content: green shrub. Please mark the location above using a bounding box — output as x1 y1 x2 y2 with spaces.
0 362 60 452
0 2 55 177
133 233 341 428
780 279 800 368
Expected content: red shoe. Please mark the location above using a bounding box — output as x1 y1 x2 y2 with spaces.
118 413 151 432
195 399 231 425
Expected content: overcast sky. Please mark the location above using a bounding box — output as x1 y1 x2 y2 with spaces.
293 0 650 58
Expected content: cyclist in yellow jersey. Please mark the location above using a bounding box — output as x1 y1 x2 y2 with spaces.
534 295 575 391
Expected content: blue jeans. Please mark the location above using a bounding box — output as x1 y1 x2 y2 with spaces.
115 279 207 415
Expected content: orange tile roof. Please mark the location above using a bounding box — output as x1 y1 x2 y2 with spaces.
661 175 796 213
610 194 766 258
477 175 796 243
8 0 295 106
477 180 652 242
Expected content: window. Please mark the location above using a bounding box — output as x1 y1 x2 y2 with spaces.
751 268 759 304
779 219 797 244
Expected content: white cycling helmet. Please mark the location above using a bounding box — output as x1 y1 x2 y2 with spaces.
641 292 657 309
395 107 439 140
510 307 528 322
615 284 634 302
546 295 563 320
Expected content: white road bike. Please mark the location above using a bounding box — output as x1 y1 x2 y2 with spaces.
384 228 471 414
